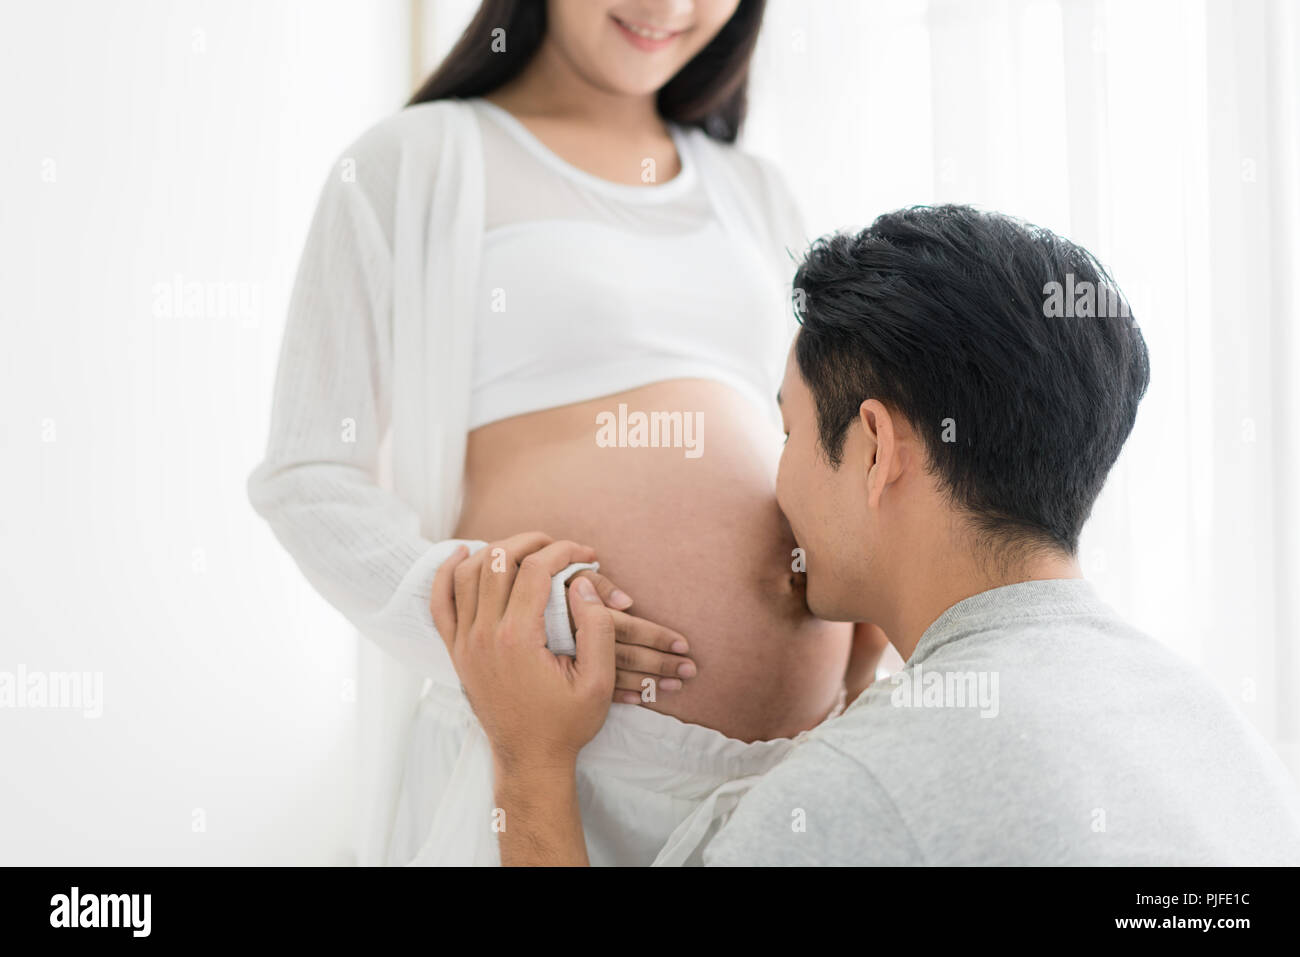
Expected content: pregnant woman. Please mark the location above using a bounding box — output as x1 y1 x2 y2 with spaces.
248 0 853 865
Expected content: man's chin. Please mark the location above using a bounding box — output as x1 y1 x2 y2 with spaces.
803 580 857 623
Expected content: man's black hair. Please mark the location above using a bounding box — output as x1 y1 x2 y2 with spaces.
793 204 1150 555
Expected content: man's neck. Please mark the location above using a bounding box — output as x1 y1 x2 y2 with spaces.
884 544 1083 662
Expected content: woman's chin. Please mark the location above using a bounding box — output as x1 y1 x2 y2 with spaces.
585 65 680 99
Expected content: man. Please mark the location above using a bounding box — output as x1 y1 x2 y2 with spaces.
431 205 1300 865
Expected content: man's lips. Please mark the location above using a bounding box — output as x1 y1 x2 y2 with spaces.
610 15 686 52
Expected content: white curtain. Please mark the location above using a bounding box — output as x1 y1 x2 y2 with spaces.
748 0 1300 780
0 0 411 865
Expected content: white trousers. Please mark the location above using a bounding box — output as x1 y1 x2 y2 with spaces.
386 679 845 866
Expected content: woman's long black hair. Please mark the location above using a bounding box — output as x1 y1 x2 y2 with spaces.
407 0 767 142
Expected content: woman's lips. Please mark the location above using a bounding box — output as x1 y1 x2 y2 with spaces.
610 15 684 52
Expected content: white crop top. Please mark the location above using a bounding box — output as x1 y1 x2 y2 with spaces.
467 97 794 430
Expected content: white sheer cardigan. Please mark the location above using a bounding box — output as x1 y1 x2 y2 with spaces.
247 98 806 865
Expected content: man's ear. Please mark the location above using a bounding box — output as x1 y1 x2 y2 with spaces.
859 399 902 509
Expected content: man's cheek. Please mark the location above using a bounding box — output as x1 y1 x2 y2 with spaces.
775 458 796 529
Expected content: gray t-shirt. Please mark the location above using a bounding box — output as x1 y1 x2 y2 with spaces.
703 579 1300 865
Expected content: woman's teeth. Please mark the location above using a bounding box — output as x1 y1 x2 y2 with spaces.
617 19 674 40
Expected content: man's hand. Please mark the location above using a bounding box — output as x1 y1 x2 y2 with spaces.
430 533 616 771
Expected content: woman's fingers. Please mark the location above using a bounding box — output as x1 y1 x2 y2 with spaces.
608 608 691 656
614 670 683 693
614 642 697 679
611 671 683 705
570 570 634 610
606 608 696 700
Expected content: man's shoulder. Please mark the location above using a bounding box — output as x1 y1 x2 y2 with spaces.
804 607 1236 789
772 610 1300 865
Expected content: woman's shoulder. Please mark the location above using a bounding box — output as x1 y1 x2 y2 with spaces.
340 98 480 171
680 128 809 262
314 99 482 240
677 127 782 190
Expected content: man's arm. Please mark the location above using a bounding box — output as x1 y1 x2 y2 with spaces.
430 533 617 866
493 756 588 866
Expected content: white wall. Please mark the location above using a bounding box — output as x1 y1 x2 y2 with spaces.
0 0 409 864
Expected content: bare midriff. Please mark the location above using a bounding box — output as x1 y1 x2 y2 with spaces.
454 378 851 743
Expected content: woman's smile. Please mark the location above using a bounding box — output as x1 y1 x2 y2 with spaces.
610 14 688 52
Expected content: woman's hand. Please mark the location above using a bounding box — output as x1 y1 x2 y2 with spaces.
430 533 615 770
565 571 696 705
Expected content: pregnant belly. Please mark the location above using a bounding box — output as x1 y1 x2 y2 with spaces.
453 378 851 742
